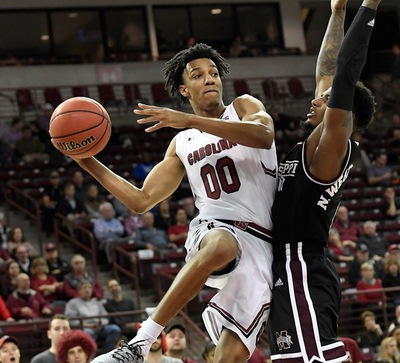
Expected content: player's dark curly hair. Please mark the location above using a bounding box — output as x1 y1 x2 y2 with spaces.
163 43 230 103
353 81 376 130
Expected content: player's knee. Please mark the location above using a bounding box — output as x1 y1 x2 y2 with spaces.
199 232 238 270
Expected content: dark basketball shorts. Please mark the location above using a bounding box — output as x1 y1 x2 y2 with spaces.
267 242 348 363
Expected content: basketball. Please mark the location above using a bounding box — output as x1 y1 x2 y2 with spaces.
49 97 111 159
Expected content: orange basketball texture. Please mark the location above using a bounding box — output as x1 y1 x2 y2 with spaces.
49 97 111 159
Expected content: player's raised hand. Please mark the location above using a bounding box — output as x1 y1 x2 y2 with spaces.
331 0 347 11
134 103 189 132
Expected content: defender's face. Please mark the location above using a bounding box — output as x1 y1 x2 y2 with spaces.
304 87 331 129
180 58 223 110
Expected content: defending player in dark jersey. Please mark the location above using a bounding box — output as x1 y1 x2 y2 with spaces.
267 0 381 362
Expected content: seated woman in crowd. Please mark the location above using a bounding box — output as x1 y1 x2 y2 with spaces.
30 256 65 307
7 226 38 258
0 260 20 300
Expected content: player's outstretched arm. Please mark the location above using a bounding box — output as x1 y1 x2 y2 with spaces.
315 0 347 98
310 0 381 180
74 137 185 213
134 96 274 149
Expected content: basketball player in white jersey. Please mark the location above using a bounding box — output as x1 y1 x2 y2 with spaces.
72 43 277 363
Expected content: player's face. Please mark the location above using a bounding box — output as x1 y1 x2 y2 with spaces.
301 88 331 131
180 58 223 111
0 342 20 363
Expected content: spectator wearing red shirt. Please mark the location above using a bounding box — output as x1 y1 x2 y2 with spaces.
30 256 65 305
327 228 355 263
6 272 52 320
332 206 363 243
0 295 14 322
168 209 189 248
356 262 386 309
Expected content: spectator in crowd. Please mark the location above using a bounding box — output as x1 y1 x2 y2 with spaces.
65 279 121 354
112 196 130 218
367 152 398 187
56 329 97 363
332 206 363 243
0 260 20 300
56 182 87 224
14 245 34 276
0 212 10 250
37 103 54 132
93 202 126 264
131 151 155 183
14 125 49 163
165 324 198 363
202 341 215 363
180 197 198 222
144 332 182 363
356 310 384 355
357 220 388 262
153 199 173 232
387 305 400 336
71 170 88 205
339 337 363 363
327 228 355 263
41 171 64 236
63 254 103 300
356 262 386 310
229 36 251 58
387 244 400 266
123 209 144 238
375 337 399 363
0 335 21 363
104 279 142 340
382 257 400 307
0 117 23 150
0 139 13 166
30 314 71 363
6 272 52 320
0 295 14 322
381 187 400 222
0 244 11 266
45 242 71 282
135 211 170 251
390 326 400 352
385 113 400 151
84 183 106 219
7 226 38 258
30 256 65 307
168 209 189 249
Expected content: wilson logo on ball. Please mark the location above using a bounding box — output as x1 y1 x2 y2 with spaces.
56 135 96 151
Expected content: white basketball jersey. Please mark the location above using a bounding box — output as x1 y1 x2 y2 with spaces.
175 102 277 229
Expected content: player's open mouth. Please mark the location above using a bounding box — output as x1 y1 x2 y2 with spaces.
307 108 315 118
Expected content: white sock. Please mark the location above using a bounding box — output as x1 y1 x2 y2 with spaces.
129 317 164 356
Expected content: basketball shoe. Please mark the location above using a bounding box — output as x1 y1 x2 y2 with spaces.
91 340 145 363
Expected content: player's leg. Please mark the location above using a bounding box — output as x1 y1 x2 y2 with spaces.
151 228 239 325
214 329 249 363
92 228 239 363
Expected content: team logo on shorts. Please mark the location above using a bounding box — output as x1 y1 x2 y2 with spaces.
276 331 293 350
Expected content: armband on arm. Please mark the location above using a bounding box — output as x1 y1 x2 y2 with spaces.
328 6 376 111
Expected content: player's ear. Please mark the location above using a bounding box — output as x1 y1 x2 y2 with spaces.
179 85 189 98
